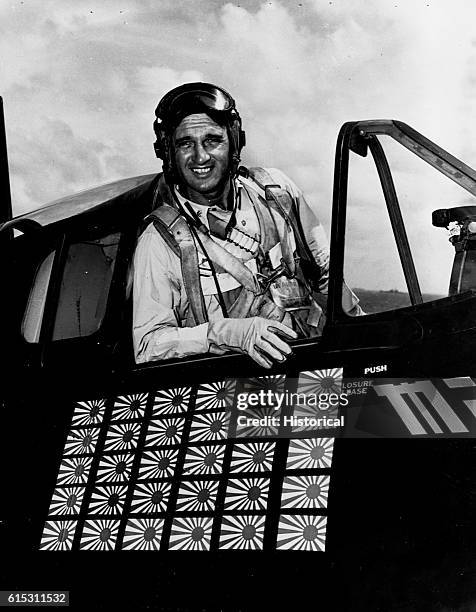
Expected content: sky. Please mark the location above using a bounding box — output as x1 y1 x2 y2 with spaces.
2 0 476 293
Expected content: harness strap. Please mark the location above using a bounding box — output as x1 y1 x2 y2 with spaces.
247 167 323 283
193 228 260 294
243 169 295 274
146 203 262 319
146 207 208 326
149 175 262 293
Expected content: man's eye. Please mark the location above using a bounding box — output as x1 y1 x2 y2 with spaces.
177 141 192 149
205 137 223 145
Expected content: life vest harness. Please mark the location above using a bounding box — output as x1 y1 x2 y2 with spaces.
144 168 323 330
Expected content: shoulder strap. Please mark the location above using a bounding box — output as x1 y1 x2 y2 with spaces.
146 205 208 326
248 167 293 220
247 167 324 285
246 167 295 273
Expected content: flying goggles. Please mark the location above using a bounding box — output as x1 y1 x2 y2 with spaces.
155 82 238 130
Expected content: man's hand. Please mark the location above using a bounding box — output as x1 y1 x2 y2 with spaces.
208 316 298 368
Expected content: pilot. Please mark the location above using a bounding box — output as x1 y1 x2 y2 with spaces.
133 82 360 368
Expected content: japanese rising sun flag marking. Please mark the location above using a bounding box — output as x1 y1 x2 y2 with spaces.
243 374 286 393
71 399 106 427
230 442 275 473
219 515 265 550
80 519 119 550
96 453 134 483
138 448 179 479
43 372 336 552
122 518 164 551
176 480 219 512
49 487 85 516
88 485 128 516
189 411 230 442
281 475 330 509
297 369 343 395
153 387 191 416
169 517 213 551
286 438 334 470
224 477 270 511
64 427 99 455
145 417 185 446
130 481 171 514
196 380 236 411
235 406 279 437
111 394 147 421
277 515 327 551
40 520 77 551
104 422 141 452
183 444 225 475
56 456 92 486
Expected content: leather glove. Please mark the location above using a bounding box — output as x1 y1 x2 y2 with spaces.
208 316 297 369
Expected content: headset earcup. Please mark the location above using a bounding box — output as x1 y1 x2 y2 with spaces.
153 118 166 159
154 140 163 159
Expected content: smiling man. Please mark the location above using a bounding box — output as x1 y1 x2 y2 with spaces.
173 113 230 205
132 82 359 367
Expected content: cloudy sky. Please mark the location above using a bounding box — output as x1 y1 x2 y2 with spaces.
2 0 476 293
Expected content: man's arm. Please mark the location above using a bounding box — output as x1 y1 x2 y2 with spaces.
132 224 209 363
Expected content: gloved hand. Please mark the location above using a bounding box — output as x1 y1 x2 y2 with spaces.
208 316 297 369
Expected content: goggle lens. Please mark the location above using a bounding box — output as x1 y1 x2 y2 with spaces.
156 83 235 126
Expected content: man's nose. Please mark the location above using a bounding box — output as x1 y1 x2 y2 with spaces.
193 142 210 164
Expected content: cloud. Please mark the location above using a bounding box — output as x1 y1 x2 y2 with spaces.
2 0 476 292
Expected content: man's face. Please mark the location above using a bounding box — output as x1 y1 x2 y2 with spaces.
173 113 230 201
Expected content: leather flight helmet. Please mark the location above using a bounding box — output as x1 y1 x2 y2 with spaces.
153 82 246 183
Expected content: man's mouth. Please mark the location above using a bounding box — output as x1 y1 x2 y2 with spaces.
190 166 213 177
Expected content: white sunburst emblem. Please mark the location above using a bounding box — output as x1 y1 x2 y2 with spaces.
152 387 191 416
145 417 185 447
276 515 327 551
122 518 164 551
230 442 275 473
49 487 85 516
40 520 77 551
64 428 99 456
219 515 265 550
96 454 134 483
235 406 279 438
112 394 147 421
242 375 286 394
104 422 141 452
297 369 343 395
189 412 230 443
88 485 128 516
130 482 171 513
71 399 106 427
196 380 236 411
138 448 179 479
56 457 92 486
138 448 178 479
183 444 225 475
80 519 119 551
286 438 334 470
168 517 213 551
224 477 270 511
281 475 330 509
176 480 219 512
